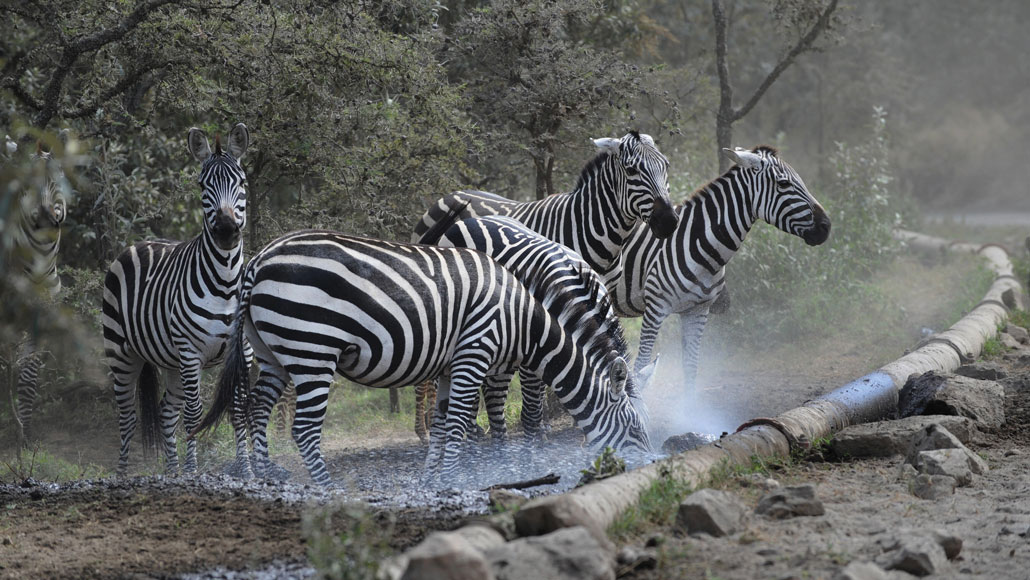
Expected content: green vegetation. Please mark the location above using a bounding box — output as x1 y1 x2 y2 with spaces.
577 446 627 487
303 503 394 580
1 447 107 483
609 464 693 540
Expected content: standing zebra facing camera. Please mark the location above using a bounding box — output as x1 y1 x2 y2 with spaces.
416 213 655 441
3 140 69 446
103 123 250 476
193 230 653 487
603 146 831 427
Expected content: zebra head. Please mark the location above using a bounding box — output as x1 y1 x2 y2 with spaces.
188 124 249 251
593 131 678 239
596 355 654 455
723 146 831 246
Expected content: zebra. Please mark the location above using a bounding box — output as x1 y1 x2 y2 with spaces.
416 213 654 441
602 146 831 408
4 143 69 445
411 131 679 272
103 123 249 476
193 230 653 486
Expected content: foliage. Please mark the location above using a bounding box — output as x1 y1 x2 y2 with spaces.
1 447 107 483
608 463 692 539
577 445 626 487
303 503 394 580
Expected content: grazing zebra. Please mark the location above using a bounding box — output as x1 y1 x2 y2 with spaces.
411 131 679 272
5 144 69 445
417 213 654 440
103 123 249 475
194 230 652 486
603 146 831 399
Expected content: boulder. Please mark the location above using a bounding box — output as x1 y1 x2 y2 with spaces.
877 536 948 577
999 332 1022 350
916 450 973 486
904 424 989 479
831 416 976 459
675 488 749 537
909 473 956 499
899 372 1005 429
1004 324 1030 344
661 432 711 455
485 526 616 580
955 362 1007 381
835 561 888 580
399 529 498 580
754 483 825 519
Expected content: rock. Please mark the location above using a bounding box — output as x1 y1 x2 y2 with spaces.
485 526 616 580
514 495 611 549
896 463 918 483
955 362 1007 381
879 536 948 576
832 416 976 459
675 488 749 537
400 530 497 580
910 473 956 500
615 545 657 571
835 561 888 580
661 432 711 454
754 484 825 519
489 489 528 513
929 530 963 560
905 425 989 479
1004 324 1029 344
916 450 974 486
899 372 1005 429
1000 332 1022 349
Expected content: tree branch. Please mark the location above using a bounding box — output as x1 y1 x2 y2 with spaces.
60 59 180 120
731 0 839 122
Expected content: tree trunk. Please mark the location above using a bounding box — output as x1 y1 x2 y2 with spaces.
712 0 734 172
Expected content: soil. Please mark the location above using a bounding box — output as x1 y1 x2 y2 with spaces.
0 250 1026 579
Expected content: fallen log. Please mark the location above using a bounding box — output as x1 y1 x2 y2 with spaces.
480 472 560 492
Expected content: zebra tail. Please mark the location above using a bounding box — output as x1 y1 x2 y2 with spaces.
416 200 469 245
191 286 250 439
138 362 162 458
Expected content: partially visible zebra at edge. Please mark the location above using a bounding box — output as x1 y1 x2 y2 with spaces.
3 139 69 446
603 146 831 434
193 230 653 486
103 123 250 476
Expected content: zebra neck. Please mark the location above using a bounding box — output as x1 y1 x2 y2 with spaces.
686 171 759 265
563 156 633 270
199 227 244 282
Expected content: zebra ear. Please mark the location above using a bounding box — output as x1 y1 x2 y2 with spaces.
228 123 250 159
609 356 629 397
188 128 212 162
722 147 763 171
593 137 621 155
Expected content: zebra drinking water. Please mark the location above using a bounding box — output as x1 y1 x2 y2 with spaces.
412 131 679 271
193 230 653 486
417 213 653 440
603 146 831 416
103 123 249 476
4 143 69 445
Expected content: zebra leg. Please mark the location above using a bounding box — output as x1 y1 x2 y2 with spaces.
158 371 187 475
677 308 710 395
424 376 448 475
438 374 486 481
110 354 146 477
414 379 434 445
179 357 205 474
634 304 671 378
517 371 547 438
249 365 291 481
14 342 43 446
290 375 334 487
482 373 513 440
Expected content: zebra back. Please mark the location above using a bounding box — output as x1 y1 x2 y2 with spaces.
412 131 678 273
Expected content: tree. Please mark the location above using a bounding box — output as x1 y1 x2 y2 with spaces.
711 0 841 170
445 0 653 199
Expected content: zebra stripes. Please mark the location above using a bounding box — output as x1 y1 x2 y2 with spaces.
411 131 679 273
418 213 652 439
603 146 831 395
103 123 249 475
8 145 68 445
195 230 652 486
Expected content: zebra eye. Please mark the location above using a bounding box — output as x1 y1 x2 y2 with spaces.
776 179 791 188
625 165 640 176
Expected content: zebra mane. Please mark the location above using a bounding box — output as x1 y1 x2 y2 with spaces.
214 134 223 156
678 144 781 207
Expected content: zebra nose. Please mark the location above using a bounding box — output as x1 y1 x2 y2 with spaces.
648 203 678 239
803 212 831 246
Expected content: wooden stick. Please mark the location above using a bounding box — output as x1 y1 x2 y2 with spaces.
481 472 560 491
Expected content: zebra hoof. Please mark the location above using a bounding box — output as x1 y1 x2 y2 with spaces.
256 461 291 481
224 459 254 480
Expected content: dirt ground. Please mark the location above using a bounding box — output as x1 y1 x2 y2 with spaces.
0 248 1024 578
